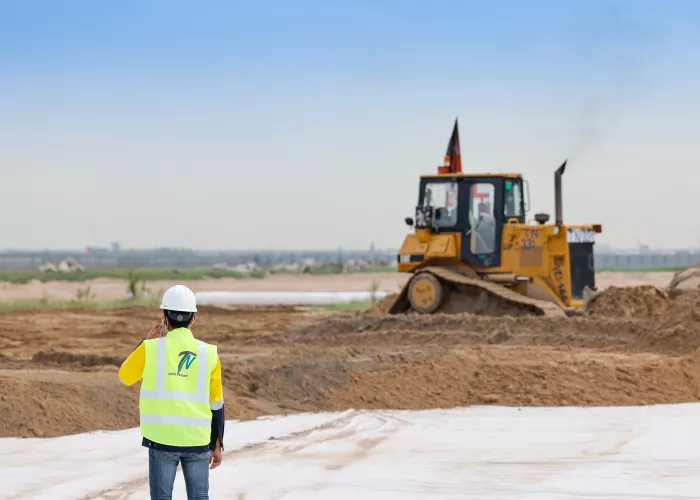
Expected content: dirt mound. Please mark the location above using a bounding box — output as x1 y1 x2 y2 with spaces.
332 348 700 409
223 357 351 415
581 285 700 354
3 296 700 439
288 312 641 351
366 293 399 315
631 289 700 354
0 372 140 438
667 264 700 297
583 285 700 354
31 350 122 367
586 285 668 318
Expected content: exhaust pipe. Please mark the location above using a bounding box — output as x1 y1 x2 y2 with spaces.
555 160 567 225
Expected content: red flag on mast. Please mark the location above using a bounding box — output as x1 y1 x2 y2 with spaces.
438 119 462 174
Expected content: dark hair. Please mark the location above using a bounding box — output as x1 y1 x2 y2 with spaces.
165 309 194 329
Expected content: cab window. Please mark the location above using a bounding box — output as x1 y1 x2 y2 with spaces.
469 182 496 254
504 179 524 219
423 181 458 228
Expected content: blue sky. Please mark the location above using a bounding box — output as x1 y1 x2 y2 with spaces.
0 0 699 250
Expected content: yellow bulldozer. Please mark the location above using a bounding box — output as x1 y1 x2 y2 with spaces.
389 119 602 317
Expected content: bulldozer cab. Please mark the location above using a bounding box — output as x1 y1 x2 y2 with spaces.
416 174 525 268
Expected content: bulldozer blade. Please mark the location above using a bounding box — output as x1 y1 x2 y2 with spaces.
582 285 598 313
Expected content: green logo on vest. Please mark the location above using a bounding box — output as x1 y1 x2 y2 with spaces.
169 350 197 378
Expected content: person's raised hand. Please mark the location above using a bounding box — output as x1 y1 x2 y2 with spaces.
146 322 162 339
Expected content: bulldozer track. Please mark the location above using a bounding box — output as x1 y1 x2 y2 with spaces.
390 267 566 318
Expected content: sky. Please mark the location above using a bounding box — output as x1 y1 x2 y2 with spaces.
0 0 699 251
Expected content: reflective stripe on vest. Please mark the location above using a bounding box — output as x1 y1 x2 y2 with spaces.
140 414 212 427
139 330 217 447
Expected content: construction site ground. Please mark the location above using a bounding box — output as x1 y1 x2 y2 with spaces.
2 270 699 439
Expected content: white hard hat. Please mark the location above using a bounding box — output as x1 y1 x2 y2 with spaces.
160 285 197 313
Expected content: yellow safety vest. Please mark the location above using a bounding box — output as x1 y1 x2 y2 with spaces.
139 328 218 447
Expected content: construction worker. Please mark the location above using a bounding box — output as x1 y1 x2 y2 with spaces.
118 284 224 500
472 198 496 254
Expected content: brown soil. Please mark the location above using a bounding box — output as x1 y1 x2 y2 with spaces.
586 285 669 318
3 280 700 439
367 293 399 315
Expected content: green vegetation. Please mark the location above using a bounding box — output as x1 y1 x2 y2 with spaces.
300 266 396 276
0 265 680 285
75 285 95 301
0 296 381 313
0 266 395 284
369 279 380 306
313 300 374 312
0 297 160 312
0 268 258 284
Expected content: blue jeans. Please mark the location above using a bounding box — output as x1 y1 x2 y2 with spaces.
148 448 210 500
